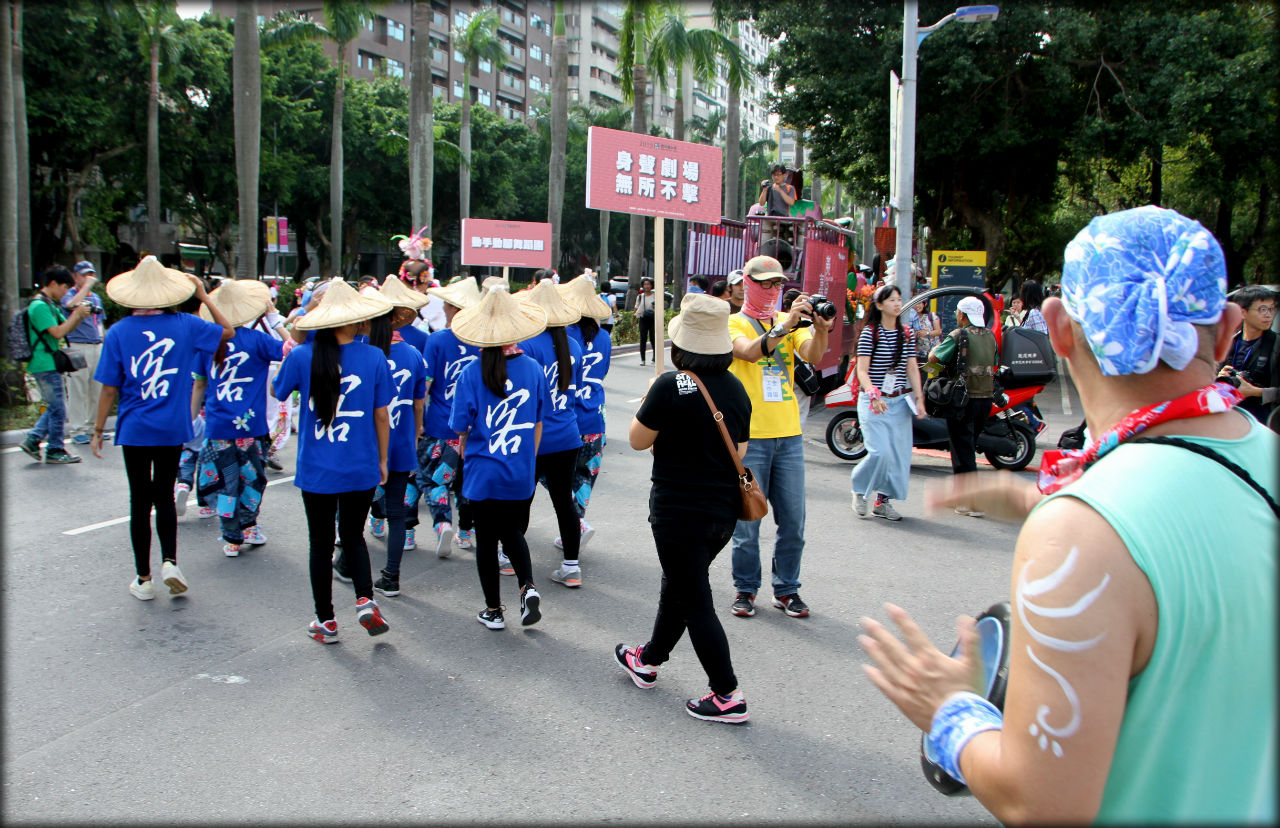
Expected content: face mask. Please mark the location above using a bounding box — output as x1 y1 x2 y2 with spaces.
742 280 782 320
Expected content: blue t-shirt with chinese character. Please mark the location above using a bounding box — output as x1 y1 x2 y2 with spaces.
448 354 549 501
519 329 584 455
95 313 226 446
566 324 611 435
397 323 427 355
201 328 284 439
422 328 481 440
384 340 427 472
272 341 393 494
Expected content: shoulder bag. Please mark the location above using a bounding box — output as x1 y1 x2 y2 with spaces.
924 329 969 418
682 369 768 522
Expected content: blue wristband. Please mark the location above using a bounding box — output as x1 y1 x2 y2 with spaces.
927 691 1003 786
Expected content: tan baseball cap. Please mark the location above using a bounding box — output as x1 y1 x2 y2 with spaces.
742 255 785 282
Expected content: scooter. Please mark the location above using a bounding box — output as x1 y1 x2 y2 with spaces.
823 287 1053 472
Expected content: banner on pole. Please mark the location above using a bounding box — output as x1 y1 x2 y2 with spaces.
460 219 552 268
278 217 289 253
265 216 278 253
585 126 723 223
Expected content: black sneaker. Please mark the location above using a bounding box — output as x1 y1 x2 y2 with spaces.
332 555 353 584
686 690 749 724
477 606 505 630
614 643 657 689
373 569 400 597
265 454 284 471
44 448 82 465
19 435 42 461
730 592 756 617
772 593 810 618
520 584 541 626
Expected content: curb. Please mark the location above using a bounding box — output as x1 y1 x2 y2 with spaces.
3 416 117 448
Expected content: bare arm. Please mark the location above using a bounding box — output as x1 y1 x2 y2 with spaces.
43 303 92 339
373 406 390 485
413 397 424 443
533 421 543 455
191 378 207 421
629 417 658 450
90 385 119 459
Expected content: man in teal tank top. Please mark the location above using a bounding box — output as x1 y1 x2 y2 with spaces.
857 206 1277 824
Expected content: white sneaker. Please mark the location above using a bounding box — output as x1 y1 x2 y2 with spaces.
242 525 267 546
161 561 189 595
403 528 416 551
853 493 869 518
497 549 514 576
456 529 475 550
197 506 216 519
223 542 241 557
435 522 454 558
129 577 155 601
554 519 595 551
872 500 902 521
955 505 986 519
174 483 190 516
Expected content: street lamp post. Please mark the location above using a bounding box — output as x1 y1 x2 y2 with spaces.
892 3 998 300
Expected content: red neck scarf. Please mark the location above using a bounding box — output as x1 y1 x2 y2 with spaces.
501 343 523 356
1037 382 1243 494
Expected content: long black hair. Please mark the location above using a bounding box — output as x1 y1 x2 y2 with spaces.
481 346 509 398
1020 279 1044 311
549 326 573 392
866 284 906 368
368 310 393 356
671 343 733 374
574 316 600 345
310 328 343 428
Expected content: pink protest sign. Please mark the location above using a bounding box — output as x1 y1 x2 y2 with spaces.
585 126 723 223
460 219 553 268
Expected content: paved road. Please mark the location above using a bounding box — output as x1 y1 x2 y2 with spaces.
3 350 1080 823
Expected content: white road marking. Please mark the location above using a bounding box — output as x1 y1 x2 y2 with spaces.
63 475 296 535
625 397 643 403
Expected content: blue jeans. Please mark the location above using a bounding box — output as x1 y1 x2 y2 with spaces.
29 371 67 452
731 435 806 598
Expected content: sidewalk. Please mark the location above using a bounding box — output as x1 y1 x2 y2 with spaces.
2 416 117 448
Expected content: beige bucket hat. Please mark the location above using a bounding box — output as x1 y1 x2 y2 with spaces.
557 275 611 320
295 279 394 330
380 274 429 309
198 279 273 327
106 255 196 309
451 284 548 347
668 293 733 355
518 279 581 327
428 277 482 310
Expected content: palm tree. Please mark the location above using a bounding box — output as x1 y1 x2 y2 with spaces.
618 0 653 301
723 21 741 219
409 0 433 233
128 1 182 256
233 2 261 280
547 0 568 271
739 130 777 215
452 7 505 222
1 0 17 321
13 0 30 291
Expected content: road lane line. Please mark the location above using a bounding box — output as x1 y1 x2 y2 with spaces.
64 475 295 535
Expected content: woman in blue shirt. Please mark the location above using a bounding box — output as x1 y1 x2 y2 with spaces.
272 280 395 645
558 275 613 553
448 284 550 631
193 280 284 557
517 279 586 588
90 257 234 601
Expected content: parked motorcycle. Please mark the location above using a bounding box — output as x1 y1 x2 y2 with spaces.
823 287 1055 472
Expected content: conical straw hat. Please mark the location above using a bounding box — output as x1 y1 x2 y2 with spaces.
379 273 428 309
451 284 548 347
199 279 273 327
481 276 509 291
427 277 481 310
557 275 611 319
518 279 581 327
106 255 196 309
295 279 394 330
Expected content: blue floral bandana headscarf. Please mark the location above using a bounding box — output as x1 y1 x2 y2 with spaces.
1060 205 1226 376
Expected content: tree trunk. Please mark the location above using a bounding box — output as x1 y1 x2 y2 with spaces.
811 173 822 216
293 217 309 280
1 0 17 325
671 59 686 303
409 0 433 232
13 0 30 290
626 40 647 304
1148 142 1163 207
794 131 804 178
724 24 740 220
460 60 473 221
832 179 842 218
547 0 568 273
598 209 609 285
147 37 161 255
330 43 346 276
233 2 260 280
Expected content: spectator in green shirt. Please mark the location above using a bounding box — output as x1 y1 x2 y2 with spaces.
20 266 93 464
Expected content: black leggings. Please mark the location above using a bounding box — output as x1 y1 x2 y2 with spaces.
536 447 580 560
638 312 656 362
470 497 534 609
643 518 739 697
303 488 375 623
122 445 182 578
946 396 991 475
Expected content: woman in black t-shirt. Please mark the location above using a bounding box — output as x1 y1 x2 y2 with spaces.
617 294 752 724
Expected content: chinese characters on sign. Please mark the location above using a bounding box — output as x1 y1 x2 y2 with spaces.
460 219 553 269
586 126 723 223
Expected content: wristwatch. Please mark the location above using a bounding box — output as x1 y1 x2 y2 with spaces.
766 323 787 340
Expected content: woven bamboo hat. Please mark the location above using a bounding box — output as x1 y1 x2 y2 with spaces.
481 276 509 291
380 273 428 309
451 283 548 347
668 293 733 355
198 279 273 327
428 277 481 310
518 279 581 327
106 255 196 309
295 279 394 330
557 275 611 319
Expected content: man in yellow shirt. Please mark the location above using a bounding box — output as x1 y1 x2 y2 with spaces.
726 255 833 619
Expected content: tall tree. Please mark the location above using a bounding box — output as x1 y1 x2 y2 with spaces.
547 0 568 271
452 6 505 222
619 1 653 301
408 0 433 233
724 22 741 219
232 2 260 279
13 0 29 290
1 0 17 325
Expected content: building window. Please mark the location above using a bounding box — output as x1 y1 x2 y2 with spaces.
453 79 464 98
529 75 543 91
454 48 465 63
568 64 578 77
455 10 468 28
433 83 446 99
479 57 492 73
387 20 405 41
367 15 376 32
477 89 492 106
386 58 405 78
432 9 446 28
544 52 551 67
530 13 544 32
530 44 542 61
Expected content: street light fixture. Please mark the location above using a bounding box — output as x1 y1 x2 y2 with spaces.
890 2 999 300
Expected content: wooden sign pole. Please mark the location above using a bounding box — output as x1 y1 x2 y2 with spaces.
653 216 665 374
502 265 510 282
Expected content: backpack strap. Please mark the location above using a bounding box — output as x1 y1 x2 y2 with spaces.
28 296 64 357
1127 435 1280 519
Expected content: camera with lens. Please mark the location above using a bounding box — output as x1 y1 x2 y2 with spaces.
1219 366 1242 388
795 293 837 328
